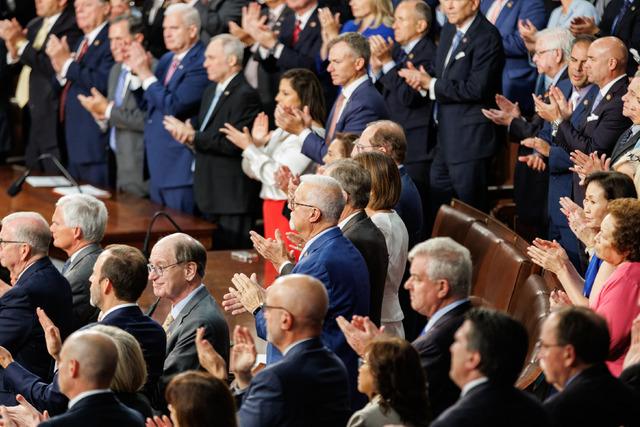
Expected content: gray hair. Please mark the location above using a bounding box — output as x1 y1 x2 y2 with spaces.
328 32 371 67
537 27 574 60
158 233 207 278
210 33 244 64
299 174 346 223
56 194 108 243
408 237 471 298
1 212 51 255
326 159 371 210
165 3 201 34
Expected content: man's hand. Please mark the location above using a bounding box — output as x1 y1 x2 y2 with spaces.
195 326 227 380
77 87 110 120
228 21 255 46
495 94 521 118
398 61 431 91
124 41 154 80
37 308 62 362
250 229 294 271
274 104 307 136
163 116 196 146
45 35 71 74
518 153 546 171
0 346 14 369
0 394 49 427
521 137 550 157
549 86 573 120
230 272 265 314
230 325 257 389
481 108 515 127
569 16 598 36
518 19 537 52
336 315 383 356
532 94 560 123
369 35 394 73
526 238 569 274
0 19 26 49
570 150 610 184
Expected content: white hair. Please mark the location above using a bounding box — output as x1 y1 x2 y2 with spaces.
537 27 574 60
56 194 108 243
210 33 245 63
1 212 51 254
165 3 201 34
299 174 345 223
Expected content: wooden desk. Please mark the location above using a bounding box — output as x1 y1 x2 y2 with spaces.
0 166 215 251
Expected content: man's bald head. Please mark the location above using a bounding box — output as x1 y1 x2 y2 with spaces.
269 274 328 330
587 37 628 86
61 331 118 390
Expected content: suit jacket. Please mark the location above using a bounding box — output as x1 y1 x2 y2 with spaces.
377 36 436 163
39 392 144 427
412 299 472 416
480 0 547 115
543 363 640 427
341 211 389 327
620 362 640 394
301 79 389 164
432 381 551 427
63 23 115 166
610 126 640 165
396 166 424 249
143 42 209 190
107 63 149 197
162 286 229 391
194 0 248 44
433 15 505 165
63 243 102 330
20 7 82 161
191 73 262 215
0 257 73 404
238 338 351 427
142 0 167 59
599 0 640 75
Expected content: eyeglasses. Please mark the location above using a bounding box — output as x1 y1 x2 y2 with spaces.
147 261 184 276
357 357 369 368
0 239 26 247
534 340 565 353
353 141 374 152
289 198 317 211
261 303 291 314
534 48 556 57
626 152 640 163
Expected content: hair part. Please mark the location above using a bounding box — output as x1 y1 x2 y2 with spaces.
56 194 108 243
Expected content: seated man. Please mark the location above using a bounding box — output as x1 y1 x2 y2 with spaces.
540 306 640 426
431 308 550 426
199 274 351 427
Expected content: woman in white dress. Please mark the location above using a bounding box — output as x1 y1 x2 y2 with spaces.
354 151 408 338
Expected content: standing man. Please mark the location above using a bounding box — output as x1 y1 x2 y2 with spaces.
164 34 261 249
51 194 107 330
45 0 114 187
399 0 504 213
0 0 81 172
127 3 209 213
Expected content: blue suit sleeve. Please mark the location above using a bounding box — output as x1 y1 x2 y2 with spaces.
65 49 114 94
0 288 34 352
501 1 546 58
301 132 328 164
3 363 67 414
238 370 284 427
255 310 266 340
548 145 573 174
144 67 209 117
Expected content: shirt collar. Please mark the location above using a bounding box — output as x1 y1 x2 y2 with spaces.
402 37 421 54
83 21 107 46
341 74 369 100
68 389 111 409
173 43 196 62
171 284 205 320
15 259 41 283
299 226 337 257
44 12 62 29
599 74 626 98
338 211 361 229
460 376 489 397
215 72 238 94
282 337 314 356
572 83 594 103
270 3 287 19
295 5 317 30
456 13 478 36
98 303 138 322
422 298 469 335
68 244 95 264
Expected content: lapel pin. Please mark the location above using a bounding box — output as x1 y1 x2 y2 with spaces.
224 91 230 96
462 37 468 43
94 40 100 46
309 21 317 28
606 94 612 101
178 65 184 69
507 2 513 7
632 6 636 11
408 53 414 59
584 99 589 106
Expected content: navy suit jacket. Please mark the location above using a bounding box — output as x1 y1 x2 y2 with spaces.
480 0 546 114
432 381 551 427
0 258 73 404
433 14 505 164
63 24 114 165
599 0 640 75
143 42 209 189
397 166 424 249
238 338 351 427
301 79 389 163
39 392 144 427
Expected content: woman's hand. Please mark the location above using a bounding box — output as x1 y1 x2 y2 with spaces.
527 238 569 274
251 112 272 146
549 289 573 309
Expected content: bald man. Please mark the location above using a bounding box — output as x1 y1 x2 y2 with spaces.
233 275 351 427
39 331 144 426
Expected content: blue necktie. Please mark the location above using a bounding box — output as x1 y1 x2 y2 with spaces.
446 30 464 67
611 0 632 34
61 258 72 275
199 88 223 132
591 91 603 113
109 68 128 152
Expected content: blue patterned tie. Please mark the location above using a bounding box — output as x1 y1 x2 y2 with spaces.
109 68 128 152
611 0 632 34
61 258 71 275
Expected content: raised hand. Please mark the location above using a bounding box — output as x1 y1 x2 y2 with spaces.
517 153 546 172
495 94 521 118
527 238 569 274
569 15 598 36
521 137 550 157
195 326 227 380
230 325 257 388
336 315 383 356
163 116 195 146
398 61 431 91
37 308 62 362
230 272 265 314
45 35 71 73
249 230 293 270
220 123 253 150
124 41 154 80
518 19 537 52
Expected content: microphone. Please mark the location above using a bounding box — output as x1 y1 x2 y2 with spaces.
142 211 183 317
6 154 83 197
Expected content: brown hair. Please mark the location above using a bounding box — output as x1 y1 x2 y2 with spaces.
165 371 237 427
607 198 640 262
333 132 359 157
281 68 327 126
368 120 407 164
353 151 401 210
102 245 148 302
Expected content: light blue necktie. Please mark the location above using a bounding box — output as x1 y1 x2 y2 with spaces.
109 68 128 152
199 88 223 132
591 91 603 113
611 0 632 35
434 30 465 123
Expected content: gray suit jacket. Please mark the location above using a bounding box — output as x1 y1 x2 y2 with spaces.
161 286 229 391
64 243 102 330
610 127 640 165
107 63 148 197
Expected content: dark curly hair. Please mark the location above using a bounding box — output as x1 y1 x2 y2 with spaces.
281 68 326 126
365 336 431 427
607 198 640 262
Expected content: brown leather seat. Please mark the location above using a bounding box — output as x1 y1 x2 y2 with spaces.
432 204 478 244
542 268 564 293
463 222 501 287
451 198 490 224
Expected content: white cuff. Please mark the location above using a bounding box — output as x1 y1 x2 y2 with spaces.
428 78 437 100
273 43 284 59
104 101 114 120
298 128 312 140
142 76 158 90
381 60 396 75
60 58 73 78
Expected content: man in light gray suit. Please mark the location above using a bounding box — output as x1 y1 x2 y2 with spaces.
148 232 229 404
79 13 149 197
50 194 107 330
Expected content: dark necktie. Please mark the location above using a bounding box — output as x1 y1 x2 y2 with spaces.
611 0 632 34
59 38 89 122
61 258 72 275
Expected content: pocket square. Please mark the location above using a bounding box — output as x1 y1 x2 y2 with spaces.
455 51 466 60
586 114 599 122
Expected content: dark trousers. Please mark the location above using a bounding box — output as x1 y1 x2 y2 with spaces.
67 161 110 188
150 184 195 215
203 212 254 250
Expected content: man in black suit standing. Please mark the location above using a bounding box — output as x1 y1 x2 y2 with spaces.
164 34 261 249
338 236 473 416
431 308 550 427
608 75 640 165
0 0 81 172
540 306 640 426
399 0 504 214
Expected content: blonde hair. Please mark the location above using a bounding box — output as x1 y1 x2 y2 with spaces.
357 0 394 29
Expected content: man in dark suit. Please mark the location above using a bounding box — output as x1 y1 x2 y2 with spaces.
192 0 248 44
78 13 150 197
0 212 73 405
338 236 473 416
540 306 640 426
37 331 144 426
141 0 167 58
164 34 261 249
480 0 546 115
431 308 550 427
399 0 504 213
370 0 436 223
51 194 106 330
609 75 640 165
0 1 81 173
277 32 389 164
200 275 351 427
127 3 209 213
148 233 229 402
0 244 166 415
325 159 389 327
45 0 114 187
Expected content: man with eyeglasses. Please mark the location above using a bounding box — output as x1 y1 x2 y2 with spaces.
148 232 229 406
0 212 73 405
539 306 640 426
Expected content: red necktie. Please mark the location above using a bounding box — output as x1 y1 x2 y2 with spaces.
59 38 89 122
292 20 301 45
163 56 181 86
